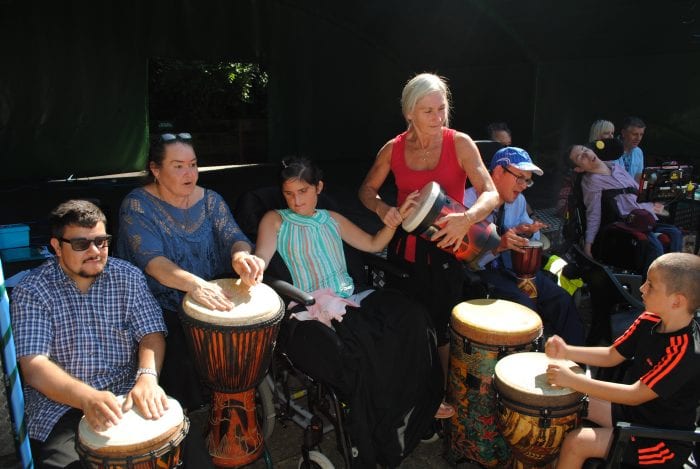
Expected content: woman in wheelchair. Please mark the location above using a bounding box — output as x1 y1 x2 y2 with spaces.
567 144 683 274
254 157 449 467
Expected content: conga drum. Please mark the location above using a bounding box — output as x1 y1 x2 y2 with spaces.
511 240 543 298
76 395 189 468
495 352 586 468
447 299 543 467
402 181 500 263
180 278 284 467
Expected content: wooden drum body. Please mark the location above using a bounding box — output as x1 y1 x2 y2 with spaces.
495 352 586 468
402 181 500 262
180 278 284 468
76 396 189 469
510 240 543 299
447 299 543 467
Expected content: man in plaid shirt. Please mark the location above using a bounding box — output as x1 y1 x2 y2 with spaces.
11 200 167 468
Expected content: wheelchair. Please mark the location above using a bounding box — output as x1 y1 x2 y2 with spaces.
234 185 442 469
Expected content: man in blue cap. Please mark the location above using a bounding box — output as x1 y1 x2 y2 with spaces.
464 147 586 345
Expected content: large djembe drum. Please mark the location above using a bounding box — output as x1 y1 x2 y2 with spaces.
494 352 586 468
76 395 189 469
446 299 543 467
180 278 284 467
402 181 500 263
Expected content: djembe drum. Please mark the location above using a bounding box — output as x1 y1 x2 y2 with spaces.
494 352 586 468
76 395 189 469
402 181 500 263
180 278 284 467
446 299 543 467
511 240 543 298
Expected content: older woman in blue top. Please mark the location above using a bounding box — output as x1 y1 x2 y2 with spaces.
116 132 264 414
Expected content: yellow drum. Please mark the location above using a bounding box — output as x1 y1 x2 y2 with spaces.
76 395 189 469
495 352 586 468
447 299 543 467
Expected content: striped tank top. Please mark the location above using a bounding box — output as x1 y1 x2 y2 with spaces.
276 209 354 298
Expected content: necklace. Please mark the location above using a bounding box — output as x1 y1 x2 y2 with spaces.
418 139 431 161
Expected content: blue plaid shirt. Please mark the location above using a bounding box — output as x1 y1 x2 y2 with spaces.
11 257 166 441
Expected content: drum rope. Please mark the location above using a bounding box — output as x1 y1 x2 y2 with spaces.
0 261 34 469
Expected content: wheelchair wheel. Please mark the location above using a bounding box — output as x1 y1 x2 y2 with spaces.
256 378 276 441
298 450 334 469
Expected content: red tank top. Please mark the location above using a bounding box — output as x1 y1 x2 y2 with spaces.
390 128 467 204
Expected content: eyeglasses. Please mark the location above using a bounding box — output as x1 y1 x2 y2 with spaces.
159 133 192 143
502 166 534 188
59 235 112 251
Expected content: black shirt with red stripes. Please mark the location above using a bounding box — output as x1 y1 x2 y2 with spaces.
613 312 700 431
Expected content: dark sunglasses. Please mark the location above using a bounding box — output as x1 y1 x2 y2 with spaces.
159 132 192 143
59 235 112 251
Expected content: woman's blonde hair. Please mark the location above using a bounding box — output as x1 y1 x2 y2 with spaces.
588 119 614 142
401 73 451 128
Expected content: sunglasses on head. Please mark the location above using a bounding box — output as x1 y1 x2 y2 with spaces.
59 235 112 251
159 132 192 143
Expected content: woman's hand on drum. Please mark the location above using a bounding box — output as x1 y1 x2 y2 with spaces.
191 280 234 311
81 389 123 432
124 377 169 420
545 335 568 359
233 252 265 287
433 211 473 250
498 228 530 254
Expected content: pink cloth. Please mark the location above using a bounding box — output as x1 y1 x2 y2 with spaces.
289 288 360 328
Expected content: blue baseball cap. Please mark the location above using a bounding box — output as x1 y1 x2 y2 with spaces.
489 147 543 176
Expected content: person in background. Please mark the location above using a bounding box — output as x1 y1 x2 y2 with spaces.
358 73 499 410
546 253 700 468
12 200 167 468
615 116 646 182
588 119 615 142
116 132 265 467
487 121 513 146
465 147 585 345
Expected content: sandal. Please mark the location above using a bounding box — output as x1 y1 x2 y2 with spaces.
434 401 455 419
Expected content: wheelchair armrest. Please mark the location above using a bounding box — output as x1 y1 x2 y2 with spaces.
605 421 700 468
263 277 315 306
360 252 410 279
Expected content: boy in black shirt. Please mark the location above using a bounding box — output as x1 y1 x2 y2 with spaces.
546 252 700 468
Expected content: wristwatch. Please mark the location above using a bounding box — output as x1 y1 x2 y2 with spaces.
135 367 159 379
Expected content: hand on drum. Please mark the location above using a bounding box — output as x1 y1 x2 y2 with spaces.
233 252 265 287
545 335 568 359
498 228 530 253
546 361 577 388
80 389 123 432
192 280 234 311
433 211 473 250
380 190 419 229
514 220 548 237
124 377 169 420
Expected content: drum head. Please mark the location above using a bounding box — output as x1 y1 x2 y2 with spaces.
526 240 543 249
401 181 441 233
78 396 184 455
494 352 584 408
451 299 542 345
182 278 283 327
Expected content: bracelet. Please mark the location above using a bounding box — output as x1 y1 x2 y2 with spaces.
136 367 159 379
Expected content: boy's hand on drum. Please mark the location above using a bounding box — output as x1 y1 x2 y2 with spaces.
514 220 548 236
233 252 265 287
545 335 567 359
124 379 169 420
498 228 530 253
546 362 577 388
81 390 123 432
395 190 420 227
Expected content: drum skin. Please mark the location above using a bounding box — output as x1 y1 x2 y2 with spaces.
495 352 585 468
76 396 189 469
179 278 284 393
447 299 543 467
